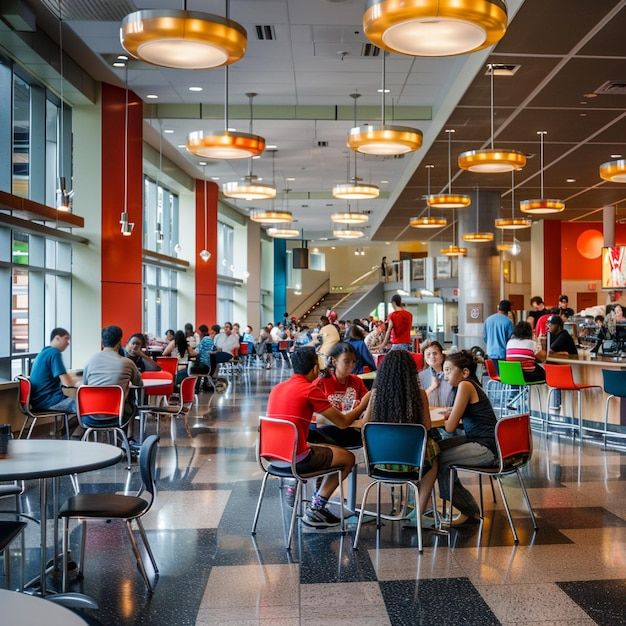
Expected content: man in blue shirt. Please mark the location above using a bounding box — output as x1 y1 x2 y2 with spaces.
483 300 514 372
29 327 78 413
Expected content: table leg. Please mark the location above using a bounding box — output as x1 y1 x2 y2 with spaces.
53 477 60 573
39 477 48 595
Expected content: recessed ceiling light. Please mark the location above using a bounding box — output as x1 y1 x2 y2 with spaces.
146 94 159 99
177 144 185 148
579 101 587 105
331 246 336 250
198 161 208 165
188 86 203 92
117 55 129 61
566 178 576 183
266 144 278 149
211 176 220 180
584 93 598 98
257 177 263 181
163 129 174 134
286 177 295 181
380 180 389 184
385 241 390 245
319 238 329 241
579 113 587 117
113 61 126 68
611 154 622 158
227 127 237 132
252 155 261 159
377 88 391 93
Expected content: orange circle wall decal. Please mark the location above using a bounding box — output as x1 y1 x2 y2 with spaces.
576 229 604 259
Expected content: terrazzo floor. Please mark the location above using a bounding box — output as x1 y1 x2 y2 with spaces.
1 366 625 625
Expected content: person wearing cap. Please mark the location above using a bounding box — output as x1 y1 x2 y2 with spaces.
483 300 514 372
527 296 548 330
558 295 575 318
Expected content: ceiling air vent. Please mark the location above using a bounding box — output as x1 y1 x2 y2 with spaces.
317 140 329 147
40 0 135 21
485 64 521 76
595 80 626 95
255 25 276 40
361 43 381 57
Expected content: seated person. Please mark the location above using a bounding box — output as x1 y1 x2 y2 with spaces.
124 333 160 373
191 325 220 385
313 343 370 447
505 321 546 382
214 322 240 356
163 329 198 384
29 327 78 414
267 348 367 527
360 349 439 523
347 325 377 374
364 322 386 354
184 322 199 349
83 325 142 437
547 315 577 356
242 325 255 344
419 340 453 407
256 326 273 369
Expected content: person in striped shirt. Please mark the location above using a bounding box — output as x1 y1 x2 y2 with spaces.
505 321 546 382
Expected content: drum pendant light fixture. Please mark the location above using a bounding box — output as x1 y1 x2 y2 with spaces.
410 165 448 228
495 171 532 230
599 159 626 183
459 64 526 174
267 189 299 237
223 94 276 200
121 0 246 70
427 130 471 209
520 131 565 214
333 228 365 239
441 209 467 256
348 53 422 156
462 188 494 242
187 67 265 160
249 155 292 224
363 0 508 57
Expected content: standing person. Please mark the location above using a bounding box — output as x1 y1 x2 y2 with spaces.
382 294 413 351
527 296 547 330
266 348 366 527
439 351 497 526
29 327 78 413
483 300 514 372
558 295 575 318
317 315 340 370
419 341 453 407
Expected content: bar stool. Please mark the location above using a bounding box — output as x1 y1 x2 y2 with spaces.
544 364 601 438
484 358 505 409
599 369 626 447
497 361 545 425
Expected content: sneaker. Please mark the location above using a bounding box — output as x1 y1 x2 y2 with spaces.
302 506 341 528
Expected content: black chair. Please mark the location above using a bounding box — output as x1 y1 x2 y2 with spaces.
0 520 26 591
59 435 160 593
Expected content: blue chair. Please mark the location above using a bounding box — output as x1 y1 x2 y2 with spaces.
353 422 428 553
599 370 626 447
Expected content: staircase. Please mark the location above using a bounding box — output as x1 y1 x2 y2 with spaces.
299 292 344 327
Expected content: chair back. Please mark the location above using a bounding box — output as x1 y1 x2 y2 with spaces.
257 416 297 466
494 413 532 472
544 363 576 389
602 369 626 398
155 356 179 377
138 435 159 506
410 352 424 370
76 385 124 423
179 375 197 404
140 370 174 397
278 340 289 351
484 359 500 381
15 376 31 412
239 342 249 356
498 360 527 386
362 422 427 474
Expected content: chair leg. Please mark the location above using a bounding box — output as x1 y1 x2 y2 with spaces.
19 527 24 592
353 481 377 549
62 517 69 592
478 475 484 518
286 481 302 550
376 481 382 529
3 546 10 590
495 477 519 543
489 476 497 503
18 416 30 439
251 472 270 535
79 521 87 577
126 520 153 593
516 470 538 530
116 428 132 470
135 518 159 573
337 470 345 532
26 416 37 440
603 395 612 449
409 482 423 553
448 467 456 524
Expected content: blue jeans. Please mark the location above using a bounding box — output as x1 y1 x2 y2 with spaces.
46 396 76 414
437 438 495 517
390 343 412 351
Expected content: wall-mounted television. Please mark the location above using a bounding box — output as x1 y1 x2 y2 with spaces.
601 246 626 289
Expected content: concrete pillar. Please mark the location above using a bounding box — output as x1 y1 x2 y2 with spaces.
457 190 500 349
247 221 261 332
604 205 616 247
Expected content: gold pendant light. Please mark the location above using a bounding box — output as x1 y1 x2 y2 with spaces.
462 188 494 242
331 210 369 225
187 70 265 160
441 209 467 256
459 64 526 174
428 130 471 209
410 165 448 229
333 228 365 239
363 0 508 57
348 54 422 156
267 227 299 238
520 131 565 214
599 159 626 183
495 171 532 230
250 209 292 224
121 0 246 70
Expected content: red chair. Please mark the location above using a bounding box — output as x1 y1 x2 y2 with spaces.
484 358 504 406
449 413 538 543
410 352 424 370
155 356 179 378
15 376 71 440
136 371 175 442
544 364 601 437
251 416 346 549
76 385 130 469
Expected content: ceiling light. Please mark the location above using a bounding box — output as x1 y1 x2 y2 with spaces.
286 177 296 181
459 64 526 174
427 131 471 208
117 55 129 61
440 245 468 257
496 242 513 252
347 55 422 155
566 178 576 183
610 154 622 159
267 227 299 238
146 94 159 99
189 86 203 92
332 181 380 200
333 229 364 239
120 6 247 70
198 161 207 165
496 170 532 229
520 131 564 215
380 180 389 184
600 159 626 182
377 88 390 93
363 0 508 57
223 175 276 200
211 176 220 181
163 129 174 134
410 166 447 229
250 209 293 224
331 211 369 224
177 144 186 148
462 187 495 242
113 61 126 68
266 144 278 149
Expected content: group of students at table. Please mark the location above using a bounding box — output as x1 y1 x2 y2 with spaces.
267 340 496 529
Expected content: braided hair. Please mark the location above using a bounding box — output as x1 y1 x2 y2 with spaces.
372 350 425 424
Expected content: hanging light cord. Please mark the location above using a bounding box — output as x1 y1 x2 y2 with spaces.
475 186 480 230
381 52 386 125
446 129 455 194
203 165 208 251
224 66 229 131
489 63 494 150
124 64 129 214
58 0 64 197
538 130 546 195
426 165 433 218
511 170 515 219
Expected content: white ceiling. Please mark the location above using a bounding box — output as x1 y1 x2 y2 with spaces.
60 0 525 242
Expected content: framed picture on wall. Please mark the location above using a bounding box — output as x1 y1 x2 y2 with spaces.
435 256 451 279
412 258 424 280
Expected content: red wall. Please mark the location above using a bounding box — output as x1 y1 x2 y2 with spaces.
195 179 218 325
101 83 143 336
542 220 562 306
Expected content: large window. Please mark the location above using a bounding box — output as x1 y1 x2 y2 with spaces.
217 221 235 323
12 75 30 199
143 265 177 339
143 177 180 256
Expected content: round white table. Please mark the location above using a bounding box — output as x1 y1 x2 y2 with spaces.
0 589 88 625
0 440 122 597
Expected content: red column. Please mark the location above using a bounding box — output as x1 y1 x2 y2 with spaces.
543 220 562 305
195 179 218 325
101 83 143 335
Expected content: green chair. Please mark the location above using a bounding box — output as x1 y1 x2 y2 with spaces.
498 361 545 425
